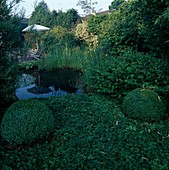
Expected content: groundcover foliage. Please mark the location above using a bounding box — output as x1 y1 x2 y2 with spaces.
1 94 169 169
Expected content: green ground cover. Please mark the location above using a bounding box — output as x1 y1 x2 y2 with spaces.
1 94 169 169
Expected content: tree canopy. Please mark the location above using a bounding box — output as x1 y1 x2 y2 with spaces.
29 1 80 29
50 9 80 29
87 0 169 57
109 0 125 11
28 1 51 27
0 0 22 117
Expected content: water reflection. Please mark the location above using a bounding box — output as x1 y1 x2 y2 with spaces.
15 69 83 100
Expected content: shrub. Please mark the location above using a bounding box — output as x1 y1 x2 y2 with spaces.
41 26 78 52
1 99 54 145
85 50 169 101
74 21 98 49
122 88 166 122
2 94 169 169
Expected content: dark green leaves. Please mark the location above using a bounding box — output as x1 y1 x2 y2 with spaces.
85 50 169 101
1 94 169 169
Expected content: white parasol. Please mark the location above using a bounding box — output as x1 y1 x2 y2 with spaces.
22 24 50 32
22 24 50 50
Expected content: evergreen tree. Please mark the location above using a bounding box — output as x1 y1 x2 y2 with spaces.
0 0 21 117
29 1 80 29
109 0 125 11
54 9 80 29
29 0 51 27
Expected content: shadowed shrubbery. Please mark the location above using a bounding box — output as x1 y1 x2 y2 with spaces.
122 88 166 122
85 51 169 101
1 99 54 146
0 0 23 120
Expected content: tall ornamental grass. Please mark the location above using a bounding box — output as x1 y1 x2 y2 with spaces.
38 46 105 71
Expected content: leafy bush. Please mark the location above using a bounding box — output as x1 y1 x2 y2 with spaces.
41 26 78 51
86 0 169 57
85 50 169 101
75 21 98 49
1 99 54 145
122 88 166 122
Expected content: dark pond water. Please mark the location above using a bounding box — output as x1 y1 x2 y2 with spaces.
39 69 83 93
16 68 84 100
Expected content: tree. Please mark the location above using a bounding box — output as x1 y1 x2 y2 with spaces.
87 14 108 35
49 10 58 27
0 0 22 118
50 9 80 29
41 24 80 51
29 1 80 29
64 9 81 29
29 0 51 27
86 0 169 57
109 0 125 11
41 26 68 50
137 0 169 57
77 0 98 15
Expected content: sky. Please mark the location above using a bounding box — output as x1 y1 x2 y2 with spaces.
18 0 113 18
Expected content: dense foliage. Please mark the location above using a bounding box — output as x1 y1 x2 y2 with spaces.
0 0 23 118
1 99 54 145
41 26 78 51
53 9 80 29
28 1 51 27
122 88 166 122
75 21 98 49
27 1 81 51
109 0 125 11
84 50 169 100
1 94 169 169
88 0 169 57
29 1 80 29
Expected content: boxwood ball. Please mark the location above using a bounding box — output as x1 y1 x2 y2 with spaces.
1 99 55 145
122 88 165 122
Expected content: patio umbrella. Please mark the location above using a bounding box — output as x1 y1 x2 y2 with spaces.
22 24 50 32
22 24 50 50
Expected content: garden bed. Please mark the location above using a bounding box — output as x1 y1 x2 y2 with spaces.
1 94 169 169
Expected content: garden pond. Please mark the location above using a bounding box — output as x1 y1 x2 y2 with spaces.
15 68 84 100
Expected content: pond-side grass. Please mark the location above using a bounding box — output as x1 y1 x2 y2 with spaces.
37 46 105 71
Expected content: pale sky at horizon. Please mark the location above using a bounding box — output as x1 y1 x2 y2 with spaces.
18 0 113 18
